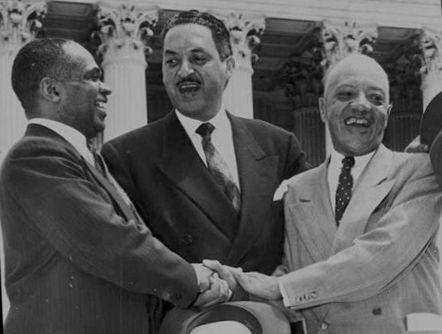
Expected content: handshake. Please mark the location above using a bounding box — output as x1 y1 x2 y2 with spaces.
191 260 282 308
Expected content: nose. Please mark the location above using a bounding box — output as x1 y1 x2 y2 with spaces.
351 91 370 111
177 60 194 78
99 81 112 96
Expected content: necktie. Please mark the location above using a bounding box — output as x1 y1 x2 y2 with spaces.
335 156 355 224
196 122 241 212
87 142 142 222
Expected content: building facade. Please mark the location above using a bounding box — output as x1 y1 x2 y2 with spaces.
1 0 442 320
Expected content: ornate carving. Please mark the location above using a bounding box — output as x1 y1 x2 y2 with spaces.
277 50 324 109
215 11 265 65
0 0 46 51
319 20 378 71
93 3 157 60
417 28 442 74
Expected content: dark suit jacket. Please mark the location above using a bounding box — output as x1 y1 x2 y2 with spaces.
0 124 199 334
102 111 306 275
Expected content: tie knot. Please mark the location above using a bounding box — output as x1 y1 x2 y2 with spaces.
342 156 355 169
196 122 215 138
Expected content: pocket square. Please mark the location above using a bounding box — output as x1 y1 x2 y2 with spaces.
273 180 289 201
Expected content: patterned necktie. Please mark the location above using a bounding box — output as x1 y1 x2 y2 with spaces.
87 141 142 222
196 122 241 212
335 156 355 224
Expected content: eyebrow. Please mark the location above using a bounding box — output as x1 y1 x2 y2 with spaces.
84 67 102 77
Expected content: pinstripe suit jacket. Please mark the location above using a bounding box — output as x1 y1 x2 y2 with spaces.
0 124 199 334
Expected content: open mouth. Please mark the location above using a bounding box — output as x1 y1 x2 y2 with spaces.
177 81 201 94
344 117 370 128
95 101 107 119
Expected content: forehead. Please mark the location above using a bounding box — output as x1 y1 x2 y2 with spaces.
326 57 389 95
62 42 98 71
163 23 216 52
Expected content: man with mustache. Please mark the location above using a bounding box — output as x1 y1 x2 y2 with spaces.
216 54 442 333
102 9 306 330
0 38 230 334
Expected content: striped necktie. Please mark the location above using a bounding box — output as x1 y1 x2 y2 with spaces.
196 122 241 213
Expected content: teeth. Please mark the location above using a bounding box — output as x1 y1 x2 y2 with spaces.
179 83 199 89
345 117 368 126
96 101 106 108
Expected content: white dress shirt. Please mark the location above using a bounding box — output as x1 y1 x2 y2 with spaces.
28 118 94 164
175 108 240 189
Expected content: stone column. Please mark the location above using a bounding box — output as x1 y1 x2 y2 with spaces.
0 0 46 321
318 20 378 156
417 28 442 111
0 0 46 160
215 12 265 119
95 3 157 142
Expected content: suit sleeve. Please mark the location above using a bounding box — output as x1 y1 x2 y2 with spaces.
2 141 199 307
430 129 442 187
283 133 308 179
279 156 442 309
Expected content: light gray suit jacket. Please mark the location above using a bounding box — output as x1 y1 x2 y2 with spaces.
276 145 442 333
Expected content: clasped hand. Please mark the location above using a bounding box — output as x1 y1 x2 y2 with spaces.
192 260 282 308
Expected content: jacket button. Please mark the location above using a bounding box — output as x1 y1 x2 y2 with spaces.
320 322 329 330
372 307 382 315
181 234 193 245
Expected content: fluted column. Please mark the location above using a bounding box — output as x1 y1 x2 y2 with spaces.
215 12 264 119
417 29 442 111
0 0 46 321
95 3 157 142
319 20 378 156
0 0 46 160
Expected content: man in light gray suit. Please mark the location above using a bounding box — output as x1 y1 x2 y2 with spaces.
228 54 442 333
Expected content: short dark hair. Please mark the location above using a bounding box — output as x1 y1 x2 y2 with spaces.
161 9 232 61
11 38 80 110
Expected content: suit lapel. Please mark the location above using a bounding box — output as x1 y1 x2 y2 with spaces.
226 115 279 264
157 112 238 239
287 160 337 263
25 124 136 222
82 160 136 222
331 145 395 254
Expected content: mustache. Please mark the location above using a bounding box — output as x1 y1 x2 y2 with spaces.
176 75 201 86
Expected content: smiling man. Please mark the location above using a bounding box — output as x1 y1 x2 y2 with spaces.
0 38 217 334
229 54 442 333
101 9 306 331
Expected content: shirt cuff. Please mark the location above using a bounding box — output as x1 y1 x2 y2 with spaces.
278 277 291 307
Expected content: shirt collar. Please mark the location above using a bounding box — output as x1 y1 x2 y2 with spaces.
329 147 376 171
28 118 92 161
175 104 229 136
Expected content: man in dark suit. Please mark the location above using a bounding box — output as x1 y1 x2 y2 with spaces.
0 38 229 334
102 10 305 284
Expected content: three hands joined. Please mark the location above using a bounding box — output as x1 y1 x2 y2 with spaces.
191 260 282 308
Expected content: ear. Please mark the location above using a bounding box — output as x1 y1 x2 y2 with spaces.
225 55 235 79
318 97 328 123
384 103 392 128
39 77 63 103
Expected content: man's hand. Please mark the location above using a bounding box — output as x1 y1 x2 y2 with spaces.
193 275 231 308
192 263 214 292
405 135 429 153
232 271 282 300
202 259 242 291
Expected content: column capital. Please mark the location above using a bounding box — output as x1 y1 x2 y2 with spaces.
94 3 158 67
319 20 378 71
213 11 265 69
417 28 442 75
0 0 46 55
